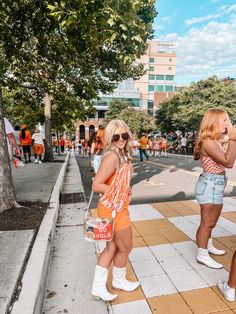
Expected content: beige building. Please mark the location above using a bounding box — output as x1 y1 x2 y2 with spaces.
134 40 176 114
76 40 176 139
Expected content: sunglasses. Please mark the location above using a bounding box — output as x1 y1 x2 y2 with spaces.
112 132 129 142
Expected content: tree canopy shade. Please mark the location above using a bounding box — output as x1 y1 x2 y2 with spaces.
155 76 236 133
0 0 157 210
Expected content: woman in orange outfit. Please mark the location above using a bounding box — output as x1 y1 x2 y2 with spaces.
19 124 32 163
91 119 139 302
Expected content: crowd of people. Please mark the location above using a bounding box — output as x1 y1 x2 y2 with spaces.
3 110 236 303
4 118 45 165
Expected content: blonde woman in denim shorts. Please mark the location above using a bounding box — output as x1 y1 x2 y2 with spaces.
194 108 236 269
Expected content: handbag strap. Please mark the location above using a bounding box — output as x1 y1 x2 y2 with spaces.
84 149 121 221
84 189 116 220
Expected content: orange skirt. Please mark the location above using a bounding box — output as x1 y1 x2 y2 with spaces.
97 198 131 232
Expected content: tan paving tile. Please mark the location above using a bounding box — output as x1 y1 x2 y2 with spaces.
166 201 197 216
151 204 180 218
107 262 145 305
221 212 236 224
152 202 173 212
147 293 192 314
213 251 234 269
91 208 98 218
142 233 169 246
159 225 191 242
132 220 160 236
132 236 147 248
181 287 230 314
150 218 177 230
179 200 200 214
131 224 140 237
216 237 236 251
210 310 234 314
212 286 236 310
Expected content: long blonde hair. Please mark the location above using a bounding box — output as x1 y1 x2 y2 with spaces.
194 108 228 160
104 119 132 161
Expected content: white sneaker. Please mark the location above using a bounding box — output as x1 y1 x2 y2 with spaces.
38 160 42 164
197 248 223 269
208 238 225 255
35 159 38 164
218 280 235 301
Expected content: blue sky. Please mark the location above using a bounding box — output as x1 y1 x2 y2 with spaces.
153 0 236 85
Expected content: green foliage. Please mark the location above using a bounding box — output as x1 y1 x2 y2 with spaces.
155 76 236 133
3 87 44 129
0 0 157 130
104 99 130 122
104 99 155 134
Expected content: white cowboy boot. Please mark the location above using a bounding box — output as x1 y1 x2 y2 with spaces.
92 265 118 301
112 266 140 291
208 238 225 255
197 248 223 269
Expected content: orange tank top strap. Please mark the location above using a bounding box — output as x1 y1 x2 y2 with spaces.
100 161 131 215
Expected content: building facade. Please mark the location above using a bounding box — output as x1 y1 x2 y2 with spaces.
134 40 176 115
76 40 176 139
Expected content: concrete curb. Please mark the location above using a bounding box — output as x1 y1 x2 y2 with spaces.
11 153 70 314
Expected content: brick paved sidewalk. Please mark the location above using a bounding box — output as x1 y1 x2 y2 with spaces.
92 198 236 314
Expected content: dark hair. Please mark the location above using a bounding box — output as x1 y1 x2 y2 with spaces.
21 129 26 140
87 132 97 148
14 125 20 131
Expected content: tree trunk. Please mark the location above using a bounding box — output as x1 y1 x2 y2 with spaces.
43 92 54 162
56 130 61 155
0 87 18 212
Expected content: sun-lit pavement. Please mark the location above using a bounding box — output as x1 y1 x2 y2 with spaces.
91 198 236 314
75 154 236 313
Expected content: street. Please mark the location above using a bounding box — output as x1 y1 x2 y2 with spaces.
76 153 236 205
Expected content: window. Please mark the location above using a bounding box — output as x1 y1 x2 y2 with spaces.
149 57 154 63
149 66 154 71
156 85 164 92
149 74 155 80
148 85 155 91
165 85 174 92
168 67 172 70
156 75 164 80
169 58 172 62
148 101 153 109
166 75 174 81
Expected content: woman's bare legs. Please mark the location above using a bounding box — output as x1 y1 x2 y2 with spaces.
196 203 223 248
228 251 236 288
97 240 117 269
113 226 132 267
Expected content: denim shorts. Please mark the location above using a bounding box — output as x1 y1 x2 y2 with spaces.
195 172 227 205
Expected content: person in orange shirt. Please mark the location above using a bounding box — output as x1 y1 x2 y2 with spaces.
19 124 32 163
139 133 149 162
59 136 65 153
91 119 139 302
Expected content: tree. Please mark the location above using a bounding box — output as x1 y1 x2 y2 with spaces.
104 99 155 134
0 0 157 211
119 107 155 135
104 100 131 123
156 76 236 133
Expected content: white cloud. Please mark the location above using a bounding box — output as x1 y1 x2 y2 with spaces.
186 13 221 25
158 17 236 85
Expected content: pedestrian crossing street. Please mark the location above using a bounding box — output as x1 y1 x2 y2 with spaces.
92 197 236 314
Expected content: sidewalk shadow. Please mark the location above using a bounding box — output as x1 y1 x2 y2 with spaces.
131 160 164 186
